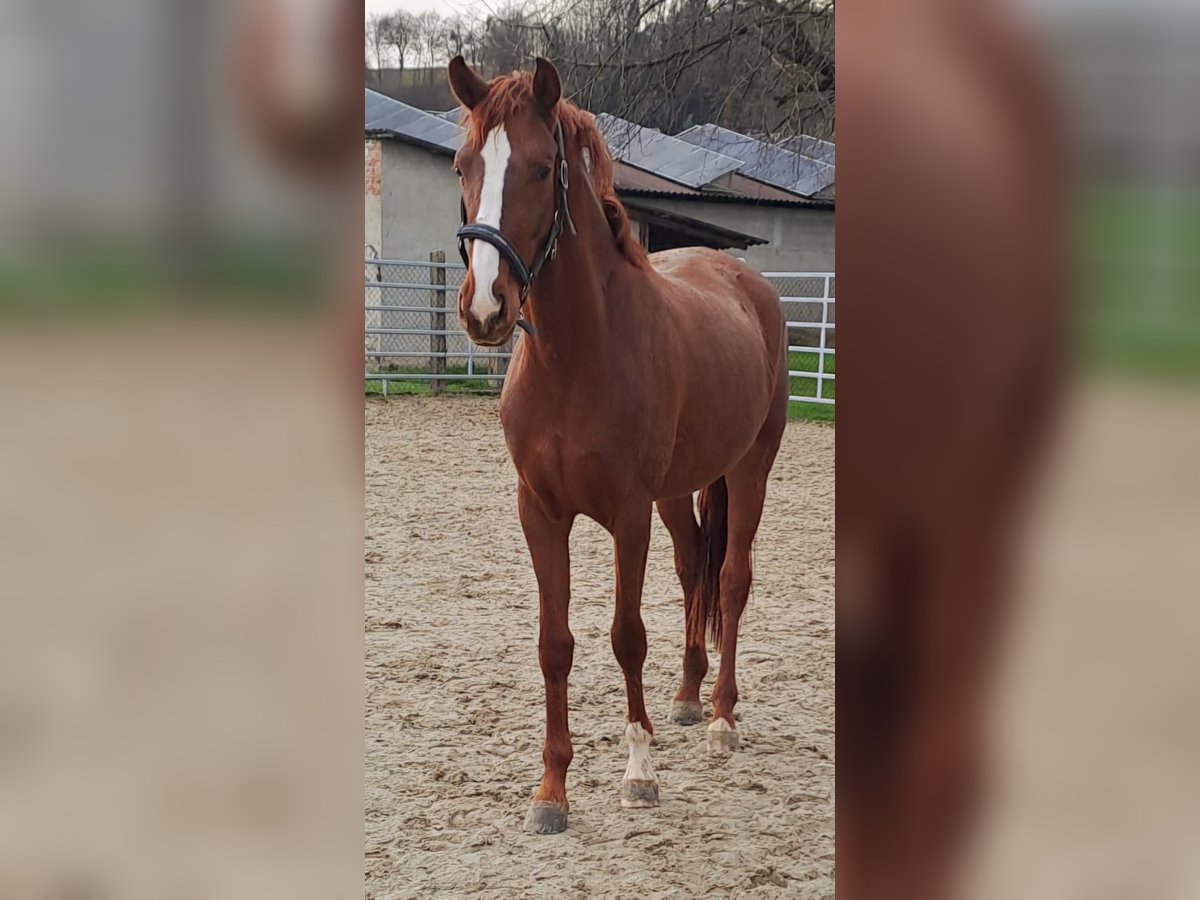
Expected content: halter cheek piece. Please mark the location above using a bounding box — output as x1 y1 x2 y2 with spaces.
457 120 576 337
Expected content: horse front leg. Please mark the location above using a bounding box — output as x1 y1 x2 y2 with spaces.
518 484 576 835
656 495 708 725
609 503 659 808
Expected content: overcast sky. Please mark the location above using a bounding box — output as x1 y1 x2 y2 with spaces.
365 0 496 17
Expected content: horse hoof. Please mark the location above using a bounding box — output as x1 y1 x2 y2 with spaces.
620 779 660 808
523 801 568 835
707 718 740 755
669 700 704 725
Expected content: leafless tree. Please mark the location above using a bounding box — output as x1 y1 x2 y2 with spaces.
414 11 443 70
363 0 834 138
375 10 419 70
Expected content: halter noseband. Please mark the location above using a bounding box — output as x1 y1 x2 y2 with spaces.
456 120 576 337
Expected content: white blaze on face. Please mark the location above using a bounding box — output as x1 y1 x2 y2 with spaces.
623 722 657 784
469 125 512 324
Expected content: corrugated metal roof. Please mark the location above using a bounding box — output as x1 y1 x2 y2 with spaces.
613 161 703 196
622 198 768 249
676 124 835 197
365 90 463 154
619 187 833 210
430 108 465 123
613 165 825 207
596 114 744 189
726 172 815 203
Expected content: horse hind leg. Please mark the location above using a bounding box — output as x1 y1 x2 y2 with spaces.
708 420 783 755
655 495 708 725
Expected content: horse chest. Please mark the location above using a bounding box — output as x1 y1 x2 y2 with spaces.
508 426 624 496
501 362 676 513
503 408 654 519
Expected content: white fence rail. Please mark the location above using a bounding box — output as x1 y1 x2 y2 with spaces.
763 271 836 406
366 257 834 407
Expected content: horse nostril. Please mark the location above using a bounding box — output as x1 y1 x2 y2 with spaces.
492 285 512 315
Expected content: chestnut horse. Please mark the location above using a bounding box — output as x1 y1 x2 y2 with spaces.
447 57 789 834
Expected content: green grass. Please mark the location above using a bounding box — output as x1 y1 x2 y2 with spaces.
787 348 836 423
1078 185 1200 381
0 237 327 315
365 365 495 396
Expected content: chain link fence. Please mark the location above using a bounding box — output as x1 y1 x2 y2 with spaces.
365 252 516 395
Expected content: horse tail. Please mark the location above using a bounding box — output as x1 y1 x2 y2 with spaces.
697 476 729 647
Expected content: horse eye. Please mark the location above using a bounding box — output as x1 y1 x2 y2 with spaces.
537 165 551 181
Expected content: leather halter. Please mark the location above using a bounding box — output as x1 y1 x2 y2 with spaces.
456 120 576 337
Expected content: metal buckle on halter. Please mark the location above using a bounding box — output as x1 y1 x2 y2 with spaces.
559 158 569 190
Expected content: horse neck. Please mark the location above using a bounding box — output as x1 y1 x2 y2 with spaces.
520 148 628 362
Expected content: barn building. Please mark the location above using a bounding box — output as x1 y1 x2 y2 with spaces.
365 90 834 273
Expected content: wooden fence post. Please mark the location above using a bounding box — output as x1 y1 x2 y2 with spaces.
430 250 446 395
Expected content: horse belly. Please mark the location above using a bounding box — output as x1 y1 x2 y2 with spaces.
655 360 775 498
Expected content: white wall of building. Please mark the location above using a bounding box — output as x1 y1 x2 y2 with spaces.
379 141 462 262
633 197 835 272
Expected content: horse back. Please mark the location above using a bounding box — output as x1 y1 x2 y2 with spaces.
649 247 787 394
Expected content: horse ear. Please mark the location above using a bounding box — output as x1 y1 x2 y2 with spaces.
532 57 561 116
448 55 489 110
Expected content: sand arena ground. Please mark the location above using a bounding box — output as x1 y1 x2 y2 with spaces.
366 396 834 898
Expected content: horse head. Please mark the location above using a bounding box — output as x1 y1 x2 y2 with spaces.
448 57 568 347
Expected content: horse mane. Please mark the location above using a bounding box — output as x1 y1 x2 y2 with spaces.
462 71 650 270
